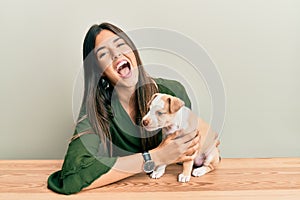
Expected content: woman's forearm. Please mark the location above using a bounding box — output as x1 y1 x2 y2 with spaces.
82 130 198 191
83 152 146 191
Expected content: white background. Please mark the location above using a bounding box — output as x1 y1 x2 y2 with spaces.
0 0 299 159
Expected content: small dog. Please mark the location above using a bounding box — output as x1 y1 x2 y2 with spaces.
142 93 220 182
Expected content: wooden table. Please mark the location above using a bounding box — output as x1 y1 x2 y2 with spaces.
0 158 299 200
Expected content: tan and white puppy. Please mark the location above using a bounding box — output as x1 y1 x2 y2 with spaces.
142 93 220 182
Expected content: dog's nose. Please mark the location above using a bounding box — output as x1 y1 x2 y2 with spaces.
142 119 149 127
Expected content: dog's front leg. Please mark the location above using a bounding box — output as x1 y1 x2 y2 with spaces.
150 164 167 179
178 160 193 182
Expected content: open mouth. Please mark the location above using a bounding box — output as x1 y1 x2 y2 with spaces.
116 60 132 78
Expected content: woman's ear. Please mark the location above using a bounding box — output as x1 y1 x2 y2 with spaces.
168 96 185 114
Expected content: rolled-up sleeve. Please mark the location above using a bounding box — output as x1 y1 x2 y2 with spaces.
47 106 117 195
47 132 117 194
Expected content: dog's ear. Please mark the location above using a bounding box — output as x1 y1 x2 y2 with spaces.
147 93 159 109
168 96 185 114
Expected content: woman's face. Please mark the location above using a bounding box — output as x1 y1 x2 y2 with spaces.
94 30 139 88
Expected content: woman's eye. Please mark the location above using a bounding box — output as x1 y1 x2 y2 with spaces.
99 52 107 59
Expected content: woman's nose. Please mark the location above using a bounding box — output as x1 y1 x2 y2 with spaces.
111 49 121 60
113 53 121 60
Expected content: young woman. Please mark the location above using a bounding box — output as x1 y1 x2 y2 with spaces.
47 22 200 194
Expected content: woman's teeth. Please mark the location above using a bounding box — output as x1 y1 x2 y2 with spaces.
116 60 132 78
116 60 128 71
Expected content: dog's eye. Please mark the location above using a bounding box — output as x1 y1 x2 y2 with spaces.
156 111 165 116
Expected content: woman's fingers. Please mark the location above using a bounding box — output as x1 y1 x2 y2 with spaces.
166 129 182 140
177 149 199 162
189 132 200 147
155 129 202 165
185 142 199 156
175 130 200 162
176 130 198 144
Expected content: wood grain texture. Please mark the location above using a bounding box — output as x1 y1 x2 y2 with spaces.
0 158 299 200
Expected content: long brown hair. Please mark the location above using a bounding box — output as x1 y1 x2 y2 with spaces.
74 22 159 155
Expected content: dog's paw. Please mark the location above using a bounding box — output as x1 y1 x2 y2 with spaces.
150 170 165 179
178 173 191 182
192 167 207 177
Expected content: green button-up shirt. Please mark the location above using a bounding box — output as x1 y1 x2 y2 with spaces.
47 78 191 194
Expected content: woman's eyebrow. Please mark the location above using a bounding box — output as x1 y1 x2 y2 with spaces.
113 37 122 43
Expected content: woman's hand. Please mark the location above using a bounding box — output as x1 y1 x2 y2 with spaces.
150 129 200 166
